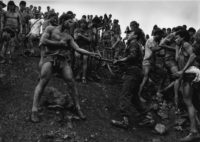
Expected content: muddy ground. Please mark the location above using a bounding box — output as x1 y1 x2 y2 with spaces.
0 54 194 142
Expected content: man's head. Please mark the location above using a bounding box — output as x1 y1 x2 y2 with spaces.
113 19 119 24
167 28 171 35
66 11 75 19
59 14 74 29
34 10 40 19
29 5 33 10
153 28 164 42
38 6 41 11
188 27 196 37
7 1 16 11
130 21 139 31
79 19 88 29
82 15 86 20
194 29 200 43
146 34 150 40
33 6 37 11
19 1 26 10
175 30 190 45
47 6 50 11
182 25 187 30
48 13 58 26
128 28 142 41
0 1 6 9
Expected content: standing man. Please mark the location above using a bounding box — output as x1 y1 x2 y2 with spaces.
111 29 145 128
27 11 44 55
0 1 6 50
19 1 28 49
174 30 200 142
138 28 164 102
74 19 92 83
31 14 100 123
1 1 22 63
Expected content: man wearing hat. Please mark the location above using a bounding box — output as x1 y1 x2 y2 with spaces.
0 1 22 63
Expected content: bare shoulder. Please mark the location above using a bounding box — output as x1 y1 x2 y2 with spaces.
183 42 193 53
63 32 73 40
183 42 192 49
44 26 55 33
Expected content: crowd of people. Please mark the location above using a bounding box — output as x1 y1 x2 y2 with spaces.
1 1 200 142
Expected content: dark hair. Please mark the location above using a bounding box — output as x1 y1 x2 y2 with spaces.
153 25 158 29
134 28 143 40
82 15 86 19
176 30 190 42
167 28 171 31
59 14 72 24
154 28 164 36
78 19 88 27
48 13 57 19
130 21 139 28
188 27 196 33
19 1 26 6
182 25 187 30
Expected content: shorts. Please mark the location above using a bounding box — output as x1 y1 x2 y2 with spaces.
183 66 200 83
42 54 71 73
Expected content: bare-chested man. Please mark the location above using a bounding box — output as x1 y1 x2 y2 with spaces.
31 14 100 123
138 28 164 102
158 32 180 110
173 30 200 142
1 1 22 63
0 1 6 49
74 19 92 83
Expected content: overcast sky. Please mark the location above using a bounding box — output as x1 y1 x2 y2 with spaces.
5 0 200 36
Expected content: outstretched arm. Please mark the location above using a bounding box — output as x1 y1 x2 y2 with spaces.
159 45 175 51
70 38 97 57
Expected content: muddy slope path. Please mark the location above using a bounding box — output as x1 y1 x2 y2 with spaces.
0 55 186 142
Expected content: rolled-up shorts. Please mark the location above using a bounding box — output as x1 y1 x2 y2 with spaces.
42 54 71 73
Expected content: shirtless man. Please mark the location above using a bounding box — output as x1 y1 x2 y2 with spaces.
74 19 92 83
1 1 22 63
0 1 6 49
138 28 164 102
174 30 200 142
19 1 28 49
31 14 100 123
158 32 180 110
39 13 58 70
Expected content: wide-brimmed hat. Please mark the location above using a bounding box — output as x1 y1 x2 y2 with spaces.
0 1 6 8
